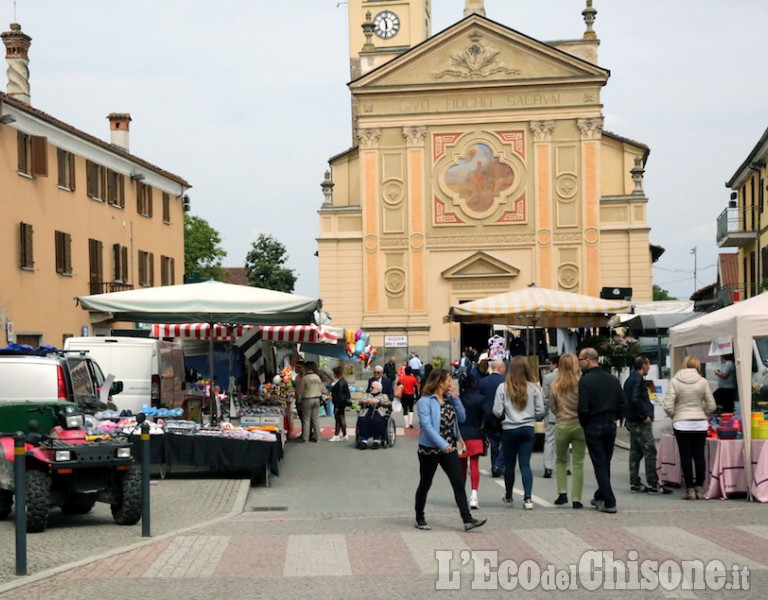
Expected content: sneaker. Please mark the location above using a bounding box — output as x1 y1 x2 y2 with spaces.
523 497 533 510
492 469 504 478
683 488 697 501
342 435 350 441
554 493 568 505
647 485 673 495
598 503 617 514
694 486 705 500
371 439 381 449
463 517 487 531
328 435 340 442
590 498 600 509
543 469 552 479
415 519 431 530
469 494 479 510
502 496 513 507
572 501 583 509
630 484 648 493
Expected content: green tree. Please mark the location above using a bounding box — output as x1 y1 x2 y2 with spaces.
244 234 297 292
653 284 675 301
184 214 227 282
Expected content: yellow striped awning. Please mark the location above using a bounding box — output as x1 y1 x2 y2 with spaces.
447 287 631 328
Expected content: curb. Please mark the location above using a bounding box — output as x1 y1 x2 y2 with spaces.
0 479 252 595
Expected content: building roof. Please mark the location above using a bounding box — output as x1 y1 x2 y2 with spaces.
222 267 248 286
0 92 190 188
718 252 739 287
726 125 768 188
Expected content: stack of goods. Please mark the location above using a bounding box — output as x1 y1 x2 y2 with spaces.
716 413 741 440
752 412 768 440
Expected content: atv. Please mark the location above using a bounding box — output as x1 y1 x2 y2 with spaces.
0 403 143 533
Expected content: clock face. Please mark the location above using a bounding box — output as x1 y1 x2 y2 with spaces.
373 10 400 39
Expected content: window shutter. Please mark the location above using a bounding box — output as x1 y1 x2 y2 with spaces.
64 233 72 274
149 253 155 286
55 231 64 273
148 189 153 217
17 131 26 173
121 246 128 281
57 149 66 187
87 161 96 197
170 257 175 285
69 153 76 191
31 136 48 177
113 243 120 280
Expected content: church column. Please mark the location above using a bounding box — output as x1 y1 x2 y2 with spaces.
577 117 604 297
403 126 427 314
530 120 555 288
357 127 382 314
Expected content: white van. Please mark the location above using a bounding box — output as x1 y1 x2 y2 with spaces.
63 337 184 414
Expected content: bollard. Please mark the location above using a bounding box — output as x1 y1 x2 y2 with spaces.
13 432 27 576
140 420 151 537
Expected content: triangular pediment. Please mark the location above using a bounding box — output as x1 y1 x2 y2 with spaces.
442 251 520 280
351 15 609 91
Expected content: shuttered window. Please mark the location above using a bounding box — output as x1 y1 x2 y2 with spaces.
137 182 153 217
86 160 106 201
138 250 154 287
88 239 103 288
57 148 76 190
19 222 33 269
107 170 124 207
162 192 170 223
55 230 72 275
17 132 48 177
161 255 175 286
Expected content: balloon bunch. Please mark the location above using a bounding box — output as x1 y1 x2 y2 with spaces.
345 328 378 367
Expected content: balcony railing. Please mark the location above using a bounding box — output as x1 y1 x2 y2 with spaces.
716 205 757 248
89 281 134 295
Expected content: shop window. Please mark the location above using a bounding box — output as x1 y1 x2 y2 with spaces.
55 230 72 275
56 148 75 191
18 131 48 177
19 221 33 270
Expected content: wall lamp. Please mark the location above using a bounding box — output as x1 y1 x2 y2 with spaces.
130 172 145 181
0 114 16 124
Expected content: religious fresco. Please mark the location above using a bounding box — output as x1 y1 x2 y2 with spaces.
443 143 516 215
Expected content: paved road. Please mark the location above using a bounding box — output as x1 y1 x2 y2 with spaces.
1 416 767 598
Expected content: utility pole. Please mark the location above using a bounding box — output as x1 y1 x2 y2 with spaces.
690 247 697 295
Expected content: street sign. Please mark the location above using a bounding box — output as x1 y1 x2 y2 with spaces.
384 335 408 348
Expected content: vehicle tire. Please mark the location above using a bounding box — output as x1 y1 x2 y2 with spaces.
60 493 97 515
111 466 142 526
26 470 51 533
386 417 396 448
0 489 13 520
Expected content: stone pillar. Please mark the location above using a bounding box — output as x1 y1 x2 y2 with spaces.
577 117 604 297
403 126 427 314
1 23 31 105
357 127 382 314
530 120 555 288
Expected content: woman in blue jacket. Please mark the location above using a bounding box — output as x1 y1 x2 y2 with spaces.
415 368 487 532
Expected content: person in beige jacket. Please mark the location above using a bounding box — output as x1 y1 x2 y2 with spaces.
295 361 325 442
663 356 716 500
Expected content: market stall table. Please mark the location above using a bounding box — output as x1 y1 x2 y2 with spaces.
656 434 768 501
132 432 282 486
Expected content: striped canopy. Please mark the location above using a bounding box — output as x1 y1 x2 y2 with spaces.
151 323 342 344
447 287 631 328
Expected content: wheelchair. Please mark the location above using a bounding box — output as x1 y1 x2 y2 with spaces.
354 400 396 449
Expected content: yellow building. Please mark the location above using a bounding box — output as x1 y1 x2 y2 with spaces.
318 1 656 361
0 24 190 347
719 127 768 301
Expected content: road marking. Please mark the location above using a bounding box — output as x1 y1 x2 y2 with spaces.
481 469 553 507
283 534 352 577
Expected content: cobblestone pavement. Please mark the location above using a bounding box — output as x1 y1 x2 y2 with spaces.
1 416 767 598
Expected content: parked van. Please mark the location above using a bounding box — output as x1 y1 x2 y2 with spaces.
63 337 184 414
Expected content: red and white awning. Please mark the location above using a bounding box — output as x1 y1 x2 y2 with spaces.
151 323 341 344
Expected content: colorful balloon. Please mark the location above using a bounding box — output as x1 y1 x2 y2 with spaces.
355 329 364 341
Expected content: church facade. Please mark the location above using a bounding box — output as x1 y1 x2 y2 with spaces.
317 1 654 361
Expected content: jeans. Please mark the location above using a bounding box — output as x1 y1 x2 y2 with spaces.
555 424 586 501
584 420 617 508
488 432 504 473
415 449 472 522
674 429 708 488
626 420 658 487
501 427 535 499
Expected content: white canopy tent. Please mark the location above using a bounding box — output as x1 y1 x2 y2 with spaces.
668 292 768 500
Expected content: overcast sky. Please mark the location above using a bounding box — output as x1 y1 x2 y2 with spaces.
10 1 768 300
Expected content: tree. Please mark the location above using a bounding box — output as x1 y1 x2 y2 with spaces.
184 214 227 282
653 284 675 301
244 234 297 292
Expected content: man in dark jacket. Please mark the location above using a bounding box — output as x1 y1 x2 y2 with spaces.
578 348 625 513
367 365 394 401
624 356 670 494
479 359 506 477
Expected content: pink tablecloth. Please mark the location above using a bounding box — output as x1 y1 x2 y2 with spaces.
656 434 768 501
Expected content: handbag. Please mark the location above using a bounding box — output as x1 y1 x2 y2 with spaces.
394 383 404 399
456 433 467 456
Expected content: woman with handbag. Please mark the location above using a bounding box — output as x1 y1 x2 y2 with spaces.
458 373 487 509
494 356 545 509
398 366 420 428
414 368 487 531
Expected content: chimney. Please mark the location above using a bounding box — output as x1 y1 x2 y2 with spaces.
1 23 31 105
107 113 132 151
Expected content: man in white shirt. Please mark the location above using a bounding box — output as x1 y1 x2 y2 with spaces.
408 352 423 379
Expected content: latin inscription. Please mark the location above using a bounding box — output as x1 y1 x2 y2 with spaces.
396 93 562 113
508 93 561 107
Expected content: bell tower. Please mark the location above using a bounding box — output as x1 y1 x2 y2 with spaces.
348 0 431 79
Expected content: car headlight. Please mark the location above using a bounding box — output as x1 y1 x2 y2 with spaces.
116 447 131 458
55 450 72 461
65 415 84 429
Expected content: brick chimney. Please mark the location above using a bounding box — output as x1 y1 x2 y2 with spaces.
1 23 31 105
107 113 132 151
